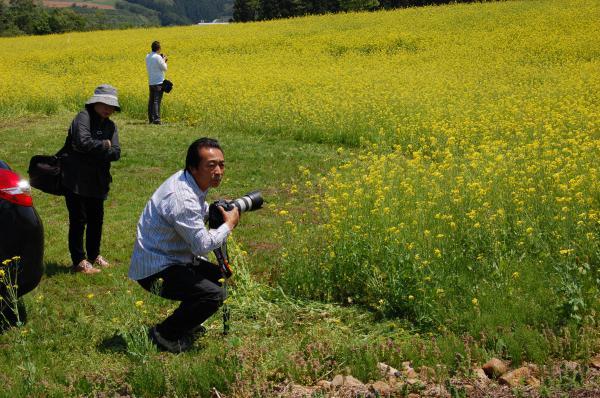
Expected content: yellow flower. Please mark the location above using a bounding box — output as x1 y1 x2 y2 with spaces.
11 256 20 261
408 295 414 300
472 298 478 306
86 293 94 299
512 272 520 279
0 269 5 278
2 259 10 266
135 300 144 307
278 210 289 216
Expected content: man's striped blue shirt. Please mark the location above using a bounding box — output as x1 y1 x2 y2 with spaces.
128 170 230 280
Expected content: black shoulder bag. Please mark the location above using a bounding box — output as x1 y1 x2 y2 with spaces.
28 146 67 196
162 79 173 93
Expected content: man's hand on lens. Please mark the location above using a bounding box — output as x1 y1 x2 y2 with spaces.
220 206 240 230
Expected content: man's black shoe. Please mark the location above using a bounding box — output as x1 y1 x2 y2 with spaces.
148 326 193 353
191 324 207 340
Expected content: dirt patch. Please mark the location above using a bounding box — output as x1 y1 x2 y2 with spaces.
272 361 600 398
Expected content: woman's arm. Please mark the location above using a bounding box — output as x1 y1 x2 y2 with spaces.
105 126 121 162
70 111 110 155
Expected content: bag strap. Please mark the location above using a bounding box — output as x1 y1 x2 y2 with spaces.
55 138 69 158
55 108 92 157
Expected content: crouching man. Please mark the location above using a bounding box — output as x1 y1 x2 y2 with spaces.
128 138 239 353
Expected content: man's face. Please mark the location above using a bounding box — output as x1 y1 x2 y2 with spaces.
190 147 225 191
94 102 116 119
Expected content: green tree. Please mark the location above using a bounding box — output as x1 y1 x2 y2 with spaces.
9 0 51 35
339 0 378 11
48 8 85 33
258 0 280 19
0 2 21 36
279 0 305 17
233 0 258 22
305 0 338 14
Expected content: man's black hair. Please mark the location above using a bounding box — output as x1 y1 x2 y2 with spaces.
185 138 223 171
151 41 161 52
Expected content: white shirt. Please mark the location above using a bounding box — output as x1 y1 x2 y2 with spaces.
145 52 168 86
128 170 231 280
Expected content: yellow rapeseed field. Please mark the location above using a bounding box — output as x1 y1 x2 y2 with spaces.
3 0 599 333
2 0 597 145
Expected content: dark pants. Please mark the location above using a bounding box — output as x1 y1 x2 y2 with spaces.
148 84 164 124
138 261 225 341
65 192 104 265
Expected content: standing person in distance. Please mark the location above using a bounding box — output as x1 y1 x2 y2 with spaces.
146 40 168 125
60 84 121 274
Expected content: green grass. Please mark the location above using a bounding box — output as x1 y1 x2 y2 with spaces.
1 112 598 397
0 113 404 397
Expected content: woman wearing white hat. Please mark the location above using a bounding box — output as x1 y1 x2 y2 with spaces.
59 84 121 274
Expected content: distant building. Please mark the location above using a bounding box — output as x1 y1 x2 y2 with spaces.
197 17 232 25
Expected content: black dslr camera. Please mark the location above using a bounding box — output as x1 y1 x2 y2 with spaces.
208 191 264 229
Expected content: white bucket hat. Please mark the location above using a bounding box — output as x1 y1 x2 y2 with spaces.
85 84 121 111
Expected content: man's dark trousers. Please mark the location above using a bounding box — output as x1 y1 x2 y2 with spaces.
138 260 225 341
148 84 164 124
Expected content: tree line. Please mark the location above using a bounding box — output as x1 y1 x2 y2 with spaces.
234 0 482 21
0 0 165 36
0 0 229 37
0 0 87 36
0 0 487 37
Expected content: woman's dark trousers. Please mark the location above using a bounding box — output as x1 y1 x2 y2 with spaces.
148 84 164 124
65 191 104 265
138 261 225 341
